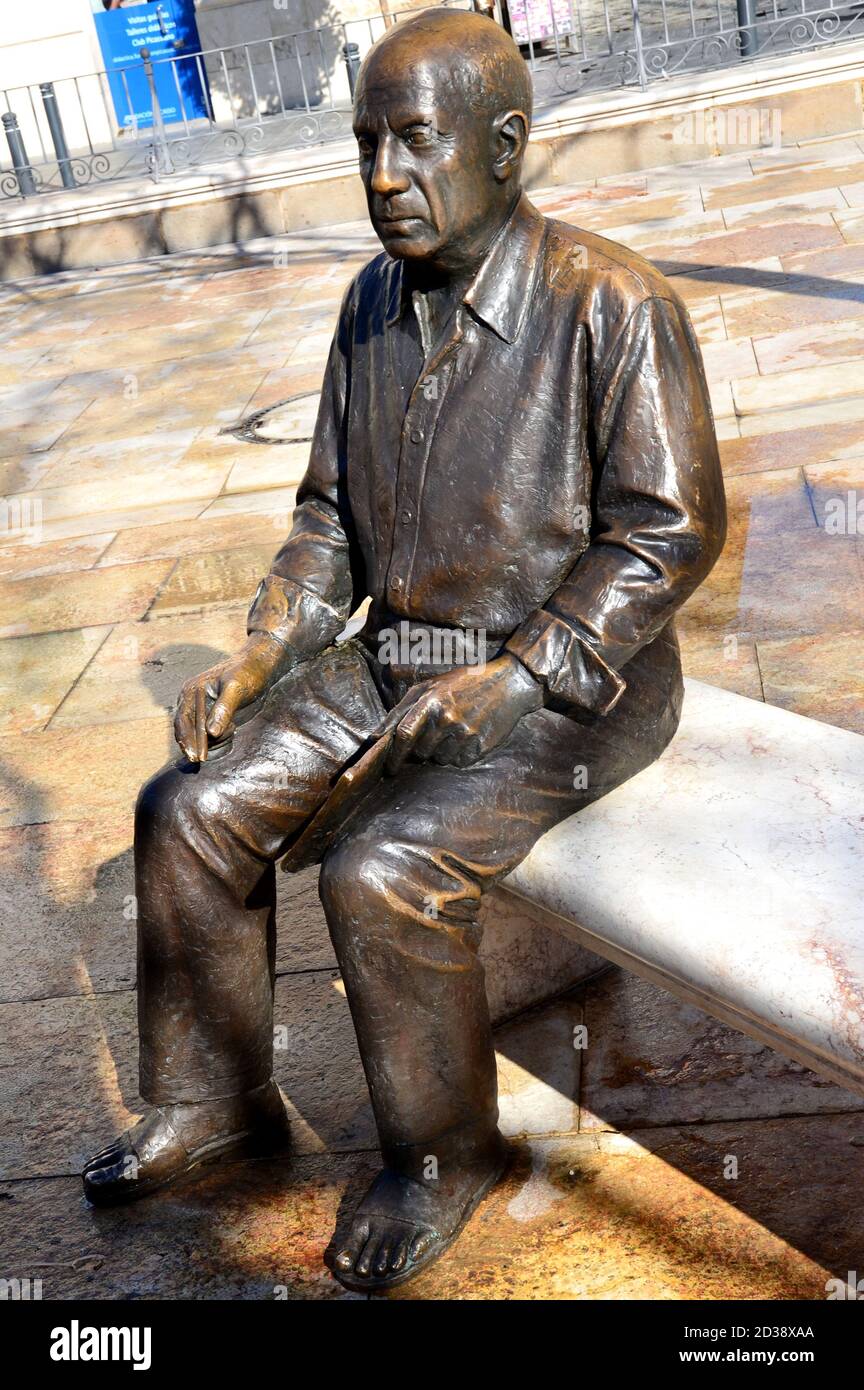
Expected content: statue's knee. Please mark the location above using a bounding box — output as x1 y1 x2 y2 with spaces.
320 834 479 929
134 762 225 853
320 833 483 972
319 834 396 927
134 764 182 845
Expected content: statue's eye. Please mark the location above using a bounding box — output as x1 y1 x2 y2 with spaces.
356 136 374 158
404 126 434 148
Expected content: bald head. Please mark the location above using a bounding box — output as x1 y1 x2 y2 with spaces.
352 9 532 271
358 9 532 131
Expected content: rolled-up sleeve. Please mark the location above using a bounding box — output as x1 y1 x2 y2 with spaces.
248 282 365 660
506 293 727 715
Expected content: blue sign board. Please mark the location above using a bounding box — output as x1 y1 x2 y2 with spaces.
93 1 210 130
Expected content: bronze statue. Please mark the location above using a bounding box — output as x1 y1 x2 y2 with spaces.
83 8 726 1292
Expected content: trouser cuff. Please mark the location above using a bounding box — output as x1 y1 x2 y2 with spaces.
380 1109 501 1178
140 1063 273 1107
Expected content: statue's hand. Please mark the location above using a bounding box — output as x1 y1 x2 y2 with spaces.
173 634 288 764
383 653 544 772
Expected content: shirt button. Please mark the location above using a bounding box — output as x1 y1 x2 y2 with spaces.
400 509 412 523
389 576 403 591
409 428 424 444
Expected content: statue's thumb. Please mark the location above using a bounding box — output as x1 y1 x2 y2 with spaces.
207 702 230 736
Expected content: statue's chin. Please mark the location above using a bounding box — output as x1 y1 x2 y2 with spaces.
374 223 437 260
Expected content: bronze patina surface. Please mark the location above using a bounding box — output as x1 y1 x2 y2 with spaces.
83 7 726 1292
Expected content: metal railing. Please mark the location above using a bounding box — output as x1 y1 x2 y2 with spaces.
0 5 475 199
3 0 864 200
519 0 864 97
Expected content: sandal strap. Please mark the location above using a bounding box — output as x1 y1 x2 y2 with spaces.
357 1212 441 1237
122 1108 191 1168
152 1106 190 1159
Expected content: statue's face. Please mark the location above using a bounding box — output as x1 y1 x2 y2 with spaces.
353 55 501 269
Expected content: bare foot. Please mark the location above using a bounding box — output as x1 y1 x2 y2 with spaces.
327 1131 508 1290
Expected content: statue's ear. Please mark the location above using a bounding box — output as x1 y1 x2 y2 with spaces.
492 110 528 182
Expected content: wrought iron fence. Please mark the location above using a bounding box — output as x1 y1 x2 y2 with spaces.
519 0 864 98
0 5 470 199
2 0 864 200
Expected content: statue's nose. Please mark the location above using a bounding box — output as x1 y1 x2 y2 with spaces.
371 138 411 198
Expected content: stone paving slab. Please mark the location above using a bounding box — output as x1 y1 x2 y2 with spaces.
0 716 173 829
4 1112 862 1300
757 631 864 735
0 561 175 640
0 533 115 583
721 416 864 476
0 625 110 735
676 628 764 700
24 500 208 548
148 546 279 617
0 817 137 1005
93 510 289 570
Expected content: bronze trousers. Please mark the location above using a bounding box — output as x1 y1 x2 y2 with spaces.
135 632 682 1161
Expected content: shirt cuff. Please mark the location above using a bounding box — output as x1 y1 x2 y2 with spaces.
505 610 626 716
247 574 345 662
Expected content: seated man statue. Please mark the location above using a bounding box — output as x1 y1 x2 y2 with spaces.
83 7 726 1292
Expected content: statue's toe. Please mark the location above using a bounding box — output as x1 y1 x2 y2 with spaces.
82 1138 142 1205
83 1139 127 1174
373 1238 394 1276
351 1237 371 1278
333 1219 370 1273
390 1235 410 1273
409 1229 437 1262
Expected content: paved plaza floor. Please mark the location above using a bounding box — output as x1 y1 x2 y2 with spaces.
1 132 863 1299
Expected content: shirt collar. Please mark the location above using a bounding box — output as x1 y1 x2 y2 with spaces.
384 194 546 345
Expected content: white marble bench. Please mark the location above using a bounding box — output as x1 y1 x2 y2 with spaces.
484 679 864 1097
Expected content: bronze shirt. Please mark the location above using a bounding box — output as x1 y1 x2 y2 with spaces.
248 194 727 718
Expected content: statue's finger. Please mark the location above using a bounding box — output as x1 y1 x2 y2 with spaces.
413 716 451 763
195 684 208 762
387 699 431 773
206 678 241 738
380 682 427 735
174 690 199 762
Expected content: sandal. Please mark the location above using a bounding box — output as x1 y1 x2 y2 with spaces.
83 1092 290 1207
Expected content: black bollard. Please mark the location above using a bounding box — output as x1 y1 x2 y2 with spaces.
2 111 37 197
39 83 76 189
140 47 174 177
343 42 361 100
737 0 757 58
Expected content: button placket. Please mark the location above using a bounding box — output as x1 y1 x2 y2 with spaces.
387 322 462 604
